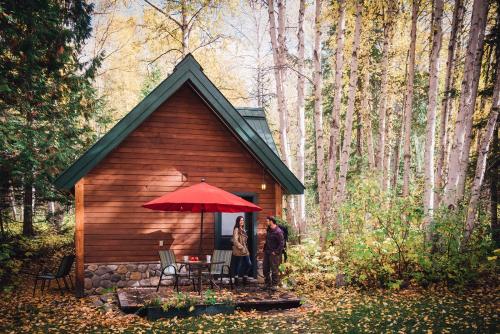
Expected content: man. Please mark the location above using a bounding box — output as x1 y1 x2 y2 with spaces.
263 216 285 291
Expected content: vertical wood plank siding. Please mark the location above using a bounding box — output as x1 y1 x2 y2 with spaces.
83 85 279 263
75 179 85 296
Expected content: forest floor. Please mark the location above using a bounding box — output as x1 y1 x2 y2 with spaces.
0 278 498 333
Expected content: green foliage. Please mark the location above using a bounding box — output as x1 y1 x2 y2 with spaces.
203 289 217 305
0 0 111 232
161 292 198 311
286 174 497 289
0 224 74 288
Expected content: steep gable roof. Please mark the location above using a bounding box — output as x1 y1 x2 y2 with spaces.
236 107 279 155
54 54 304 194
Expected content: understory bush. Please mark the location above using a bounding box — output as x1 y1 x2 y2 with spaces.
0 222 74 290
285 175 498 289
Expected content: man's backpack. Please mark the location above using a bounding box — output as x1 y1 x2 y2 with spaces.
278 224 289 247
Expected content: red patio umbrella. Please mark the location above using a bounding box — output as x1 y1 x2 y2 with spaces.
142 180 262 256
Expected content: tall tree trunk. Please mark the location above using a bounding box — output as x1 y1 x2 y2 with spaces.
312 0 327 247
22 182 33 236
402 0 419 197
491 125 499 247
435 0 464 206
445 0 489 207
464 56 500 244
377 5 394 189
336 1 362 204
391 102 404 190
327 0 346 210
423 0 444 239
361 69 375 169
296 0 306 240
268 0 292 169
181 0 188 56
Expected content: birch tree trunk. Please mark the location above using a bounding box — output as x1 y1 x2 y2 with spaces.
361 69 376 169
445 0 489 207
435 0 464 206
268 0 292 169
491 125 499 247
327 0 346 208
296 0 306 239
464 56 500 244
423 0 444 239
402 0 419 197
336 1 362 204
377 7 394 189
312 0 327 247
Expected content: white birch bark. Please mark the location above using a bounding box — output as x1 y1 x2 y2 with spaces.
445 0 489 207
435 0 464 206
377 13 392 188
268 0 292 169
361 69 376 169
296 0 306 239
402 0 419 197
336 1 362 204
312 0 327 247
423 0 444 238
327 0 346 206
464 57 500 243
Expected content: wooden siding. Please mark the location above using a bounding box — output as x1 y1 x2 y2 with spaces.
83 84 279 263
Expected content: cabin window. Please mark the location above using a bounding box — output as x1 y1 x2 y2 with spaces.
220 212 244 236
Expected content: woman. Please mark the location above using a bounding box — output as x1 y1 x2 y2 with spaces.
232 216 252 284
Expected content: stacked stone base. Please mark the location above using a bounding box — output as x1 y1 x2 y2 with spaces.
84 262 163 294
84 260 265 295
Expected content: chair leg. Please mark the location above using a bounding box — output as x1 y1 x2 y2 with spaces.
41 279 45 294
174 276 179 292
229 274 233 290
156 272 164 292
55 278 63 295
62 276 70 291
68 276 74 290
33 278 38 297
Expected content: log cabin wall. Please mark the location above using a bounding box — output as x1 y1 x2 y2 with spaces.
83 84 279 264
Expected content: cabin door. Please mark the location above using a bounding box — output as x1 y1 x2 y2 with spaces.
215 194 257 277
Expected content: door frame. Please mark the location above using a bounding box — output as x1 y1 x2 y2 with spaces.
215 192 258 277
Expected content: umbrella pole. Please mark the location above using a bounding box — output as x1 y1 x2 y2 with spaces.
199 210 204 257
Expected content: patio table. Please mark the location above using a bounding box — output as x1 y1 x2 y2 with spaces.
178 260 224 294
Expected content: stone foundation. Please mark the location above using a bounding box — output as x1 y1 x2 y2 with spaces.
84 259 266 294
84 262 163 294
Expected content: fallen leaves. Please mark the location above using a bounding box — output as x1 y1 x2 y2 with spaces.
0 279 498 333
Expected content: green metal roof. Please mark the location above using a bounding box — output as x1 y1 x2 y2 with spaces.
236 108 279 155
54 54 304 194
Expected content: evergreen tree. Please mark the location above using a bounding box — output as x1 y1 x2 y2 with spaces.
0 0 108 235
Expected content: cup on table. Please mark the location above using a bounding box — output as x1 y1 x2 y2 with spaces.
206 255 211 262
183 255 189 262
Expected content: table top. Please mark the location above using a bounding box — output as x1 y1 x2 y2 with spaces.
178 260 224 266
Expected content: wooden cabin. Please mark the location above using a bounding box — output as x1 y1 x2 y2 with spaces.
54 54 304 296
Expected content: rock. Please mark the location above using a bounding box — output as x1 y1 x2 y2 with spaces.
92 277 101 288
137 264 148 273
142 271 149 279
84 271 93 278
101 280 112 288
84 278 92 290
107 265 118 271
95 287 104 294
126 264 137 272
148 263 160 270
96 266 110 276
100 273 111 281
127 280 140 287
117 265 128 274
149 270 156 277
87 264 98 272
139 279 151 286
110 274 121 282
117 280 127 288
335 273 346 287
130 272 142 280
150 277 160 286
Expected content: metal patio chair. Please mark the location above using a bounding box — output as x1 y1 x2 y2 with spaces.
33 255 75 296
